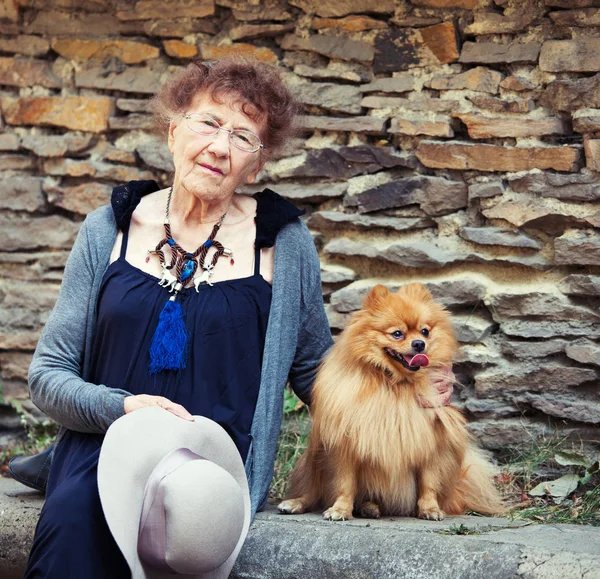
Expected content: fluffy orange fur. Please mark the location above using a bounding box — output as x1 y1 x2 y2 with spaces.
278 283 504 521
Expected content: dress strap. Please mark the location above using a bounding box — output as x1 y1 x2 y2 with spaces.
120 224 131 260
254 246 261 276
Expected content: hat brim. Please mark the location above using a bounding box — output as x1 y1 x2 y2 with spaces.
98 407 251 579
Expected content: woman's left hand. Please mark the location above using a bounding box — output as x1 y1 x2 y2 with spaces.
418 365 455 408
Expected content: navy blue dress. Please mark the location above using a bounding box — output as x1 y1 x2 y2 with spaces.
25 188 302 578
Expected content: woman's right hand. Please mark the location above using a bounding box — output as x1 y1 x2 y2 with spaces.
124 394 194 421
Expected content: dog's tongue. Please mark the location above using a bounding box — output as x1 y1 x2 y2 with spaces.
409 354 429 368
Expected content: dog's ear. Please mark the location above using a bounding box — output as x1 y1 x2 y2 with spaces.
400 282 433 303
364 284 390 311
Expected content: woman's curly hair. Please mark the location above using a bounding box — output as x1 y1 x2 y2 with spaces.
151 57 299 158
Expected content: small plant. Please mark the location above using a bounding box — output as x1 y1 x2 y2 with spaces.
441 523 483 535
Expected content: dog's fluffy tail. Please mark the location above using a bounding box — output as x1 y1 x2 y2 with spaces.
447 447 506 515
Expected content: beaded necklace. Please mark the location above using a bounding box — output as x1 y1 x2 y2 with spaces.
146 185 234 375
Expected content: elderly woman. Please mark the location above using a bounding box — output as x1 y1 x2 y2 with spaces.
23 58 334 578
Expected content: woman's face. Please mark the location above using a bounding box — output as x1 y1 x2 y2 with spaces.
168 92 265 204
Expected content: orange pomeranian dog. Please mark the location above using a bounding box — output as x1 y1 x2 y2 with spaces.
278 283 504 521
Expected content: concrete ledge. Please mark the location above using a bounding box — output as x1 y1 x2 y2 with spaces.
2 476 600 578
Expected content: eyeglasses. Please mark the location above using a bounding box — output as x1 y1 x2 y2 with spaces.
184 113 264 153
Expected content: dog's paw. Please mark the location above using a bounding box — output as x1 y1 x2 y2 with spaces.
418 506 446 521
358 501 381 519
323 505 353 521
278 499 307 514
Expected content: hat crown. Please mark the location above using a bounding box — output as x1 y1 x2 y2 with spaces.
162 460 245 574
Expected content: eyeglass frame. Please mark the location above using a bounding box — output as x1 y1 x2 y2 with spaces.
182 112 264 154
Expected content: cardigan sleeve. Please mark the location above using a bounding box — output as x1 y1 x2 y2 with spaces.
28 214 131 433
287 224 333 405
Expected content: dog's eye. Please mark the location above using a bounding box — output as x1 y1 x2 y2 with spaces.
391 330 403 340
421 328 430 337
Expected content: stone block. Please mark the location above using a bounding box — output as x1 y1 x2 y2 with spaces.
373 22 459 73
320 264 357 285
360 74 416 94
557 274 600 296
555 230 600 266
0 0 18 20
229 23 294 41
162 40 198 59
2 96 113 133
0 36 49 57
0 352 33 382
280 34 374 64
312 15 387 32
289 0 394 17
51 39 159 64
465 13 533 35
468 181 505 199
410 0 484 6
566 339 600 367
244 182 347 203
294 63 371 84
137 18 219 37
116 0 214 20
26 10 123 36
136 140 174 172
307 211 434 232
488 292 600 323
540 39 600 73
116 98 152 113
429 67 502 94
43 158 96 177
540 73 600 112
508 171 600 202
44 182 112 215
459 227 542 249
0 134 20 151
545 0 600 6
0 154 34 170
468 95 533 114
522 394 600 425
361 96 458 113
109 114 155 130
549 7 600 25
455 114 565 139
0 57 61 88
500 76 536 92
0 177 44 212
20 133 93 157
285 77 363 114
0 215 80 251
453 315 496 344
584 139 600 172
93 163 155 183
389 115 454 137
75 63 166 94
573 109 600 133
232 6 290 20
299 115 386 134
416 141 581 172
501 340 566 359
200 44 277 64
460 42 541 64
103 147 137 165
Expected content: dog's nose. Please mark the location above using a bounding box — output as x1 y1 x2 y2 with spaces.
412 340 426 353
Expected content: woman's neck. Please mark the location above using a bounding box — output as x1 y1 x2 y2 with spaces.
169 185 236 228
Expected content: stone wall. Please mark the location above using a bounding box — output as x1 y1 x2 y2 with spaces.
1 0 599 451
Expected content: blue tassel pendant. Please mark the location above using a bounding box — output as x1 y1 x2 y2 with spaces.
148 297 189 375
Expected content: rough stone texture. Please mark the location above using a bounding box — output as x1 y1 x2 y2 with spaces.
390 115 453 138
0 177 44 212
116 0 215 20
299 115 386 134
360 74 416 94
0 216 80 251
540 73 600 112
44 182 112 215
0 36 50 57
373 22 459 73
26 11 124 36
429 67 503 94
411 0 484 6
201 43 278 64
2 96 113 133
468 95 533 114
416 142 581 172
361 96 458 113
308 211 435 232
549 7 600 26
20 134 93 157
136 140 174 172
459 42 541 64
51 39 160 64
312 15 387 32
285 77 362 114
280 34 374 63
468 181 505 199
75 63 167 94
453 315 496 344
289 0 395 17
294 62 371 83
0 57 61 88
558 274 600 296
584 139 600 172
508 171 600 202
162 40 198 59
565 339 600 367
459 227 542 249
573 109 600 133
464 13 535 35
0 134 20 151
540 39 600 73
456 114 565 139
243 182 348 203
555 230 600 266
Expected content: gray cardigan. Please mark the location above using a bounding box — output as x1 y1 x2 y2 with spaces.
28 203 333 518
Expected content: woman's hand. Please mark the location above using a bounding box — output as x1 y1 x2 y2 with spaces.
418 366 455 408
124 394 194 421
